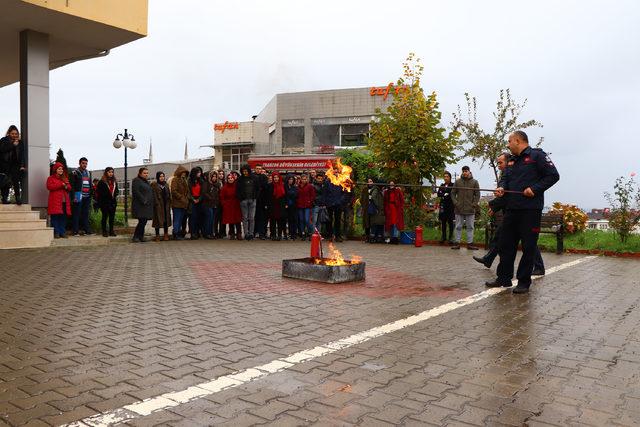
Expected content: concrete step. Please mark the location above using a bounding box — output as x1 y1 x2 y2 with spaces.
0 219 49 230
51 234 131 247
0 227 53 249
0 211 41 221
0 203 34 212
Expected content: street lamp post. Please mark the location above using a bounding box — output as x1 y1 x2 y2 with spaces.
113 129 136 226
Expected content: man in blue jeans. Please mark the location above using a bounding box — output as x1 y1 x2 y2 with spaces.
71 157 93 236
236 164 258 240
451 166 480 250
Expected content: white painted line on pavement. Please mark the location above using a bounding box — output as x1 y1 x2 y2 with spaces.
64 255 596 427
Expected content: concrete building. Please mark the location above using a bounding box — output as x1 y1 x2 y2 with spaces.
1 0 148 207
0 0 147 249
213 85 402 171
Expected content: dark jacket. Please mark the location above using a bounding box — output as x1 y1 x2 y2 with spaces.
96 179 118 211
70 167 93 195
284 179 298 209
0 136 25 172
131 176 153 219
312 180 325 206
361 185 385 228
201 179 221 208
255 173 269 204
451 175 480 215
236 166 259 200
499 146 560 210
488 194 506 226
324 181 346 208
151 181 171 228
437 182 454 219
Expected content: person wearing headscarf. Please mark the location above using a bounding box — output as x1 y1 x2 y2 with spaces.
283 174 298 240
131 167 153 243
361 177 385 243
201 171 221 239
151 171 171 241
188 167 204 239
383 181 405 244
47 162 72 238
267 172 287 240
170 165 189 240
220 173 242 239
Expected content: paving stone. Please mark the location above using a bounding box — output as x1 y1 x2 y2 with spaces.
0 242 638 425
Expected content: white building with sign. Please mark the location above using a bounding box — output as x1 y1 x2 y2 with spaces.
213 85 399 171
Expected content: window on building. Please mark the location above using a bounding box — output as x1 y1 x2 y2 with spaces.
312 125 339 153
282 127 305 154
222 147 252 171
340 123 369 147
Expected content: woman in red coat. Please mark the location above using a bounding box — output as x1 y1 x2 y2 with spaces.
47 162 72 238
384 181 405 244
219 173 242 240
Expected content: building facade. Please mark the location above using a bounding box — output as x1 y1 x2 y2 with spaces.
213 85 401 171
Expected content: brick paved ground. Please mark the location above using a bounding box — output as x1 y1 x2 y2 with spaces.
1 240 639 426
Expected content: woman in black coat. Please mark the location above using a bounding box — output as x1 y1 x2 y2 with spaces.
437 171 455 244
96 167 118 237
0 125 25 205
131 167 153 243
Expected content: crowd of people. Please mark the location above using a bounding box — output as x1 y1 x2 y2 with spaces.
8 123 560 296
45 158 407 244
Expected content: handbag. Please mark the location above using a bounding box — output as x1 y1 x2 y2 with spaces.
367 201 378 215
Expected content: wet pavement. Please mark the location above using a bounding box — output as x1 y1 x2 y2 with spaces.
1 240 639 426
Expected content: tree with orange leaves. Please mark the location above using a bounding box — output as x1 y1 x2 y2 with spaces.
367 53 458 187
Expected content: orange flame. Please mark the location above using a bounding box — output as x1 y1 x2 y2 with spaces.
313 243 362 266
326 158 353 192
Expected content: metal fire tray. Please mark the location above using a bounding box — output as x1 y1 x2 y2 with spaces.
282 257 366 284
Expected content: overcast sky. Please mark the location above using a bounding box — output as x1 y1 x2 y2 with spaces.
1 0 638 209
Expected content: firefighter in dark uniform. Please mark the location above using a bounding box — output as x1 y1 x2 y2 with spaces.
485 131 559 294
474 152 546 274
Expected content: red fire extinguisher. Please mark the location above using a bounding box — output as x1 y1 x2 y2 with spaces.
311 230 322 258
415 225 423 247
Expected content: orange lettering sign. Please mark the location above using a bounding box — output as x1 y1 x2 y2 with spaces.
369 83 409 100
214 121 239 132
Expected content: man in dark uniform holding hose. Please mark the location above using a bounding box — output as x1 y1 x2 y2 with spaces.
485 131 560 294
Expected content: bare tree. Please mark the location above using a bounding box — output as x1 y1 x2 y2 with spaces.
452 89 543 185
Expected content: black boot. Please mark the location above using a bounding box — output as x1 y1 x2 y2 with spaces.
473 256 492 268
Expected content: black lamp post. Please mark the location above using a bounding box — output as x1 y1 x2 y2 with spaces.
113 129 136 226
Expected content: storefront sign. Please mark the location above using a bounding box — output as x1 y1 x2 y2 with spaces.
214 121 239 133
248 156 335 171
369 83 409 100
282 119 304 127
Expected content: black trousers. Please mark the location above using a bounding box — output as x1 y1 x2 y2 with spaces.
486 222 545 270
496 209 541 287
100 207 115 233
215 206 225 237
440 216 454 241
134 218 148 239
285 206 297 237
327 206 343 239
255 203 268 237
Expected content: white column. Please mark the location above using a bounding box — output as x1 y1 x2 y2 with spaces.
20 30 50 208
